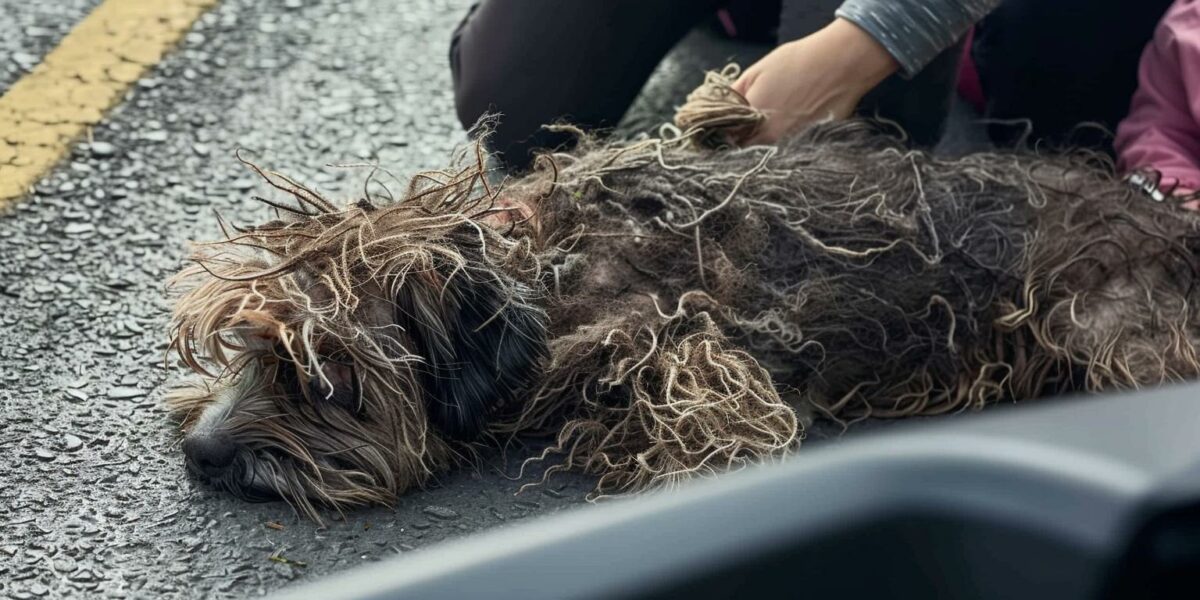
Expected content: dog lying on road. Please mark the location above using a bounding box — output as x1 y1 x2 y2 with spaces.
167 77 1200 521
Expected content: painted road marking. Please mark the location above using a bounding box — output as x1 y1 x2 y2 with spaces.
0 0 218 205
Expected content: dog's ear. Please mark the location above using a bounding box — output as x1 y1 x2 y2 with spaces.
397 270 546 441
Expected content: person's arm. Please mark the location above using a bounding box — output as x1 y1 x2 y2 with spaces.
734 0 1000 144
836 0 999 77
1114 2 1200 201
732 18 897 144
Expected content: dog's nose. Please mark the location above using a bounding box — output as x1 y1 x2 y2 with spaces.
182 432 240 478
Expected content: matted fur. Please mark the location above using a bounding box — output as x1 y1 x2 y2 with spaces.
168 148 548 520
497 118 1200 495
168 70 1200 519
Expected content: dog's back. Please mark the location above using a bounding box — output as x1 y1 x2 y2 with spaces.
511 121 1200 421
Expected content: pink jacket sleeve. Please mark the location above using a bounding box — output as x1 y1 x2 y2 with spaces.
1114 0 1200 192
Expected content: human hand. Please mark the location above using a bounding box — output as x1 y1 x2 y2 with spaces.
1176 188 1198 211
732 18 899 145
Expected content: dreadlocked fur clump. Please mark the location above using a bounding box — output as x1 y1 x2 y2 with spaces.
511 310 800 497
168 67 1200 519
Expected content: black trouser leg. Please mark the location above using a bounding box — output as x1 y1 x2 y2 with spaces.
973 0 1174 149
450 0 723 171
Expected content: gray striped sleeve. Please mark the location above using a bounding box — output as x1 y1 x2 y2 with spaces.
835 0 1000 76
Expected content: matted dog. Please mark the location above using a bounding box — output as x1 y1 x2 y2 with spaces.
167 70 1200 520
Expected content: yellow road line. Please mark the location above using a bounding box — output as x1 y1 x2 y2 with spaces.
0 0 218 205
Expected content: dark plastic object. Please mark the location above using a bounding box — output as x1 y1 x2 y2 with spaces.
274 384 1200 600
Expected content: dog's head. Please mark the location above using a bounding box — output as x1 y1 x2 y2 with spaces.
168 163 547 520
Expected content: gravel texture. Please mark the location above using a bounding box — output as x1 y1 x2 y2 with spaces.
0 1 592 598
0 0 105 92
0 1 982 597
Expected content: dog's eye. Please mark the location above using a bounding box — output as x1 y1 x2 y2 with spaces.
272 356 300 388
305 360 362 413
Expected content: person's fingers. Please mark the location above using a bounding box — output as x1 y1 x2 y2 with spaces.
737 74 770 145
731 66 758 96
743 111 784 145
1180 199 1200 211
742 130 768 146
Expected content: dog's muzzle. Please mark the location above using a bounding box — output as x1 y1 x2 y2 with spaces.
181 431 283 502
182 431 242 479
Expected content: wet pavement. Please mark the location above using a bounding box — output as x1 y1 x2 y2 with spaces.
0 0 990 596
0 0 104 92
0 1 790 598
0 1 585 598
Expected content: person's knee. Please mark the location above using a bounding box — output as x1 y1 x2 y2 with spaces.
451 64 493 135
451 64 536 168
449 19 542 167
449 16 492 134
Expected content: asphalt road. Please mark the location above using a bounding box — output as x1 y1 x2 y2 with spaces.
0 1 795 598
0 0 991 597
0 0 104 92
